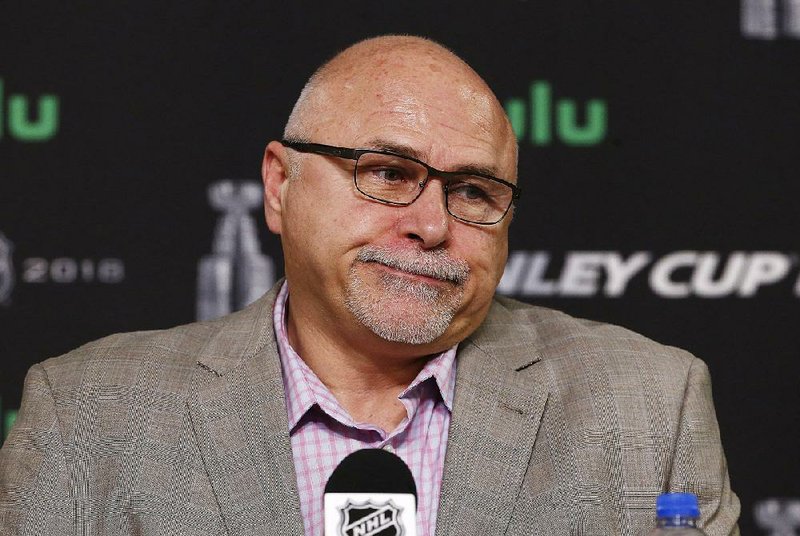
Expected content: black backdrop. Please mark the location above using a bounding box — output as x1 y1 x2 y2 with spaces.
2 2 799 533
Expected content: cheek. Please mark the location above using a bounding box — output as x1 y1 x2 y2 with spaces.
492 236 509 281
457 230 509 309
331 203 378 236
285 182 397 267
458 228 509 280
326 205 389 250
286 177 350 238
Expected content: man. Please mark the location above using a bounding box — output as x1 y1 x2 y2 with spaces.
0 36 739 535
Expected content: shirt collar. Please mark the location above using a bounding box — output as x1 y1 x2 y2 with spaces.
273 281 458 431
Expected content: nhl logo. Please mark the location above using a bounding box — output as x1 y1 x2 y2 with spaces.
0 232 14 305
340 499 404 536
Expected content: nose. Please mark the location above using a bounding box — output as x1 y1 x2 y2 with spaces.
396 178 450 248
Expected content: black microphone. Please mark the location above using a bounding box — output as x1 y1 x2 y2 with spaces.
323 448 418 536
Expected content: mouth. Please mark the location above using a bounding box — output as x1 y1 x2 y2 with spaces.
353 245 470 287
368 260 452 285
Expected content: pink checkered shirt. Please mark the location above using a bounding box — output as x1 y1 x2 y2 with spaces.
273 282 457 536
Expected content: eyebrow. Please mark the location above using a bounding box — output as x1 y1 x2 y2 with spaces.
363 138 503 179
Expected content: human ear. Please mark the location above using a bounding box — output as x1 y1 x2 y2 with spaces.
261 140 291 235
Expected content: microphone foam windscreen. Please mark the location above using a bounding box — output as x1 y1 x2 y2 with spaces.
324 448 417 499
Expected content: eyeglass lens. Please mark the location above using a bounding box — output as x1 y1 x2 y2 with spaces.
355 152 513 224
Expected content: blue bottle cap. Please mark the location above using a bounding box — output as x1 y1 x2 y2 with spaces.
656 492 700 518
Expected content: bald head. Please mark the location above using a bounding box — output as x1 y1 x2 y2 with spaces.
283 35 517 179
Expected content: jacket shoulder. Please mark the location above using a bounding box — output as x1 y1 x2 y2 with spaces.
38 288 278 389
487 294 698 375
38 320 217 393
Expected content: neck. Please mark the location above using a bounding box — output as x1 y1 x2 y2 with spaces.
285 296 437 432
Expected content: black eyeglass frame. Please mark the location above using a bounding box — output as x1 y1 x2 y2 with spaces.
280 139 521 225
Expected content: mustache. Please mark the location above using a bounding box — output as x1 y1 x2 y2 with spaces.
355 246 470 285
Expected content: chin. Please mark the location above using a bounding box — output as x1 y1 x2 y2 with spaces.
344 267 464 346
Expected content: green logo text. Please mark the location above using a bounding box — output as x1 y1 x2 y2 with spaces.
0 396 18 444
505 81 607 146
0 78 60 142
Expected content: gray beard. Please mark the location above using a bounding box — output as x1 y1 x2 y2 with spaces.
344 246 469 345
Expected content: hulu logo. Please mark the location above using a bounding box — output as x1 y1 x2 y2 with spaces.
0 78 60 142
505 81 607 146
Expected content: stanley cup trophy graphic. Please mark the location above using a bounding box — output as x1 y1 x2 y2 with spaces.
196 180 275 321
742 0 800 39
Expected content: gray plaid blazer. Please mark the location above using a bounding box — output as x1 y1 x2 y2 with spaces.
0 284 739 535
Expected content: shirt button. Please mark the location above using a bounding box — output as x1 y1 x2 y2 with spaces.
382 443 394 453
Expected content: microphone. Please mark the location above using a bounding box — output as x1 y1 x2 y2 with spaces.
324 448 418 536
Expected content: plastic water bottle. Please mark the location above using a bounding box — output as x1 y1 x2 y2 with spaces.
648 492 707 535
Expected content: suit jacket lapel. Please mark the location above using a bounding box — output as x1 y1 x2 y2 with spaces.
436 299 550 536
187 285 305 536
183 286 550 536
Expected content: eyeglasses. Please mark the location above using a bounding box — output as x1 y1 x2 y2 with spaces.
280 140 520 225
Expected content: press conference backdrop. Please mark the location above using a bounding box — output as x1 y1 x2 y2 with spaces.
1 1 798 533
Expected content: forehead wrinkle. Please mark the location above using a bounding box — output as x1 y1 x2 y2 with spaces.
364 106 426 124
362 88 499 147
